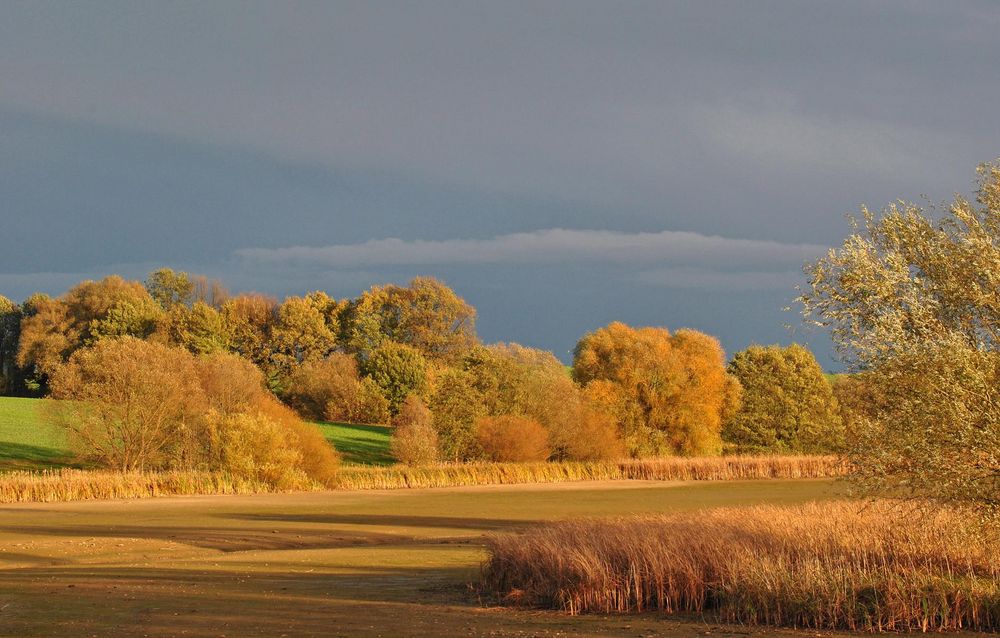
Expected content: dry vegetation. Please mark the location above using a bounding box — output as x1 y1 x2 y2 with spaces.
335 455 844 490
0 468 305 503
0 454 844 503
482 500 1000 632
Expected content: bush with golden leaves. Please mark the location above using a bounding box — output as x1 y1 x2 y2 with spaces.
476 415 551 462
390 395 439 465
282 354 390 424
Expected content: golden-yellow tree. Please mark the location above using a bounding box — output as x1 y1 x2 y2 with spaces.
573 322 739 456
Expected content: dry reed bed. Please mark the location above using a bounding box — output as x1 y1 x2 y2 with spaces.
0 468 304 503
336 455 845 490
0 455 845 503
481 501 1000 632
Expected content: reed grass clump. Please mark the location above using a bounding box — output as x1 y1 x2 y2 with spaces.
481 501 1000 632
335 455 845 490
0 468 322 503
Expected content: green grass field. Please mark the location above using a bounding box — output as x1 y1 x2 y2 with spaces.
0 397 394 470
0 478 845 637
315 420 394 466
0 397 74 470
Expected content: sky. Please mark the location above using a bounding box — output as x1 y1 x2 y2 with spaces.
1 1 999 367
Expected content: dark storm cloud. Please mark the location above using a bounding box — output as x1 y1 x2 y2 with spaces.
1 1 998 365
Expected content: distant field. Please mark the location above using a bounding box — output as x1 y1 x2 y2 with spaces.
0 397 393 470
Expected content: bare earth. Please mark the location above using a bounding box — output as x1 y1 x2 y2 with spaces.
0 478 908 637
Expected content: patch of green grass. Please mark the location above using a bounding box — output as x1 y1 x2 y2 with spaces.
0 397 74 470
316 421 394 466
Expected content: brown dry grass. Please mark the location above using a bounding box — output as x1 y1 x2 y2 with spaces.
0 468 304 503
481 500 1000 632
0 455 845 503
336 455 844 490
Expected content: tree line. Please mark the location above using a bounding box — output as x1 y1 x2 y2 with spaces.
0 268 849 472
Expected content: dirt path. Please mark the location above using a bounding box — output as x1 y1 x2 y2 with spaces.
0 478 894 637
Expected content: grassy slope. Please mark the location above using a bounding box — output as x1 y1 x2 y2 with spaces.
0 396 394 469
0 479 846 637
0 397 73 470
315 420 394 466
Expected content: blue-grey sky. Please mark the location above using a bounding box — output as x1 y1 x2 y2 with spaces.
2 1 998 366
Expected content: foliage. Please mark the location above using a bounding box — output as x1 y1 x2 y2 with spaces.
269 295 338 377
476 415 551 462
157 301 231 355
145 268 195 308
801 160 1000 519
360 341 428 413
573 322 739 456
282 355 389 424
220 293 278 374
390 395 439 465
46 338 340 484
17 276 163 381
426 367 484 461
48 337 205 471
205 411 310 489
724 344 843 453
342 277 477 363
0 296 28 395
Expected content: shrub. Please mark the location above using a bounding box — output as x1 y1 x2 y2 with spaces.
390 395 439 465
476 415 551 462
724 344 844 453
206 411 310 489
194 350 268 415
48 337 207 470
282 355 390 424
255 395 341 487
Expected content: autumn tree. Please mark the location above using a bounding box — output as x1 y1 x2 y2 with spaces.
17 276 163 382
724 344 843 453
221 293 278 373
800 160 1000 518
390 395 439 465
48 337 206 470
360 341 428 413
476 415 551 462
573 322 739 456
427 368 484 461
269 296 338 378
282 355 389 424
342 277 478 363
156 301 230 355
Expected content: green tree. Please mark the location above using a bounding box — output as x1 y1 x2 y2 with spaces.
427 368 484 461
800 160 1000 518
0 296 25 395
360 342 428 413
145 268 195 309
724 344 843 453
158 301 231 355
341 277 478 363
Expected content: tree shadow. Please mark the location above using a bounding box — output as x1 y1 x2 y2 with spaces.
0 441 77 470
